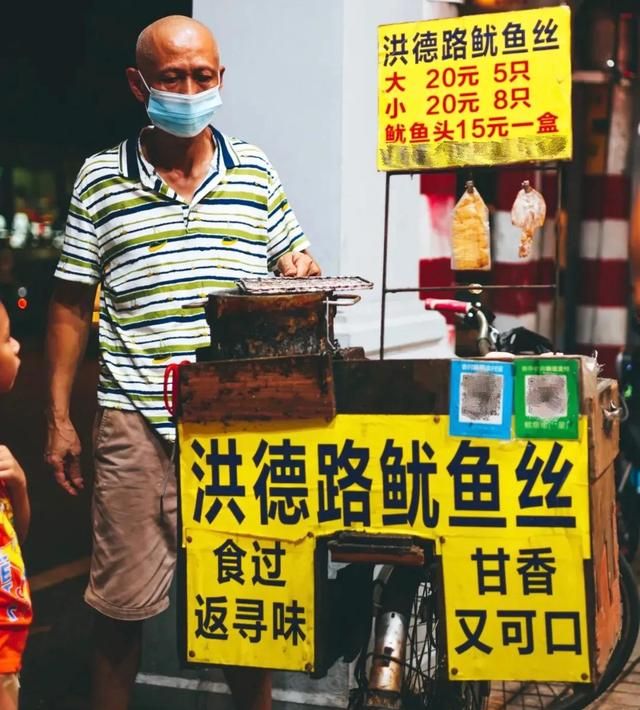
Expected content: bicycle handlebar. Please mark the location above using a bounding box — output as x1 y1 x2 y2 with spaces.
424 298 471 315
425 298 494 355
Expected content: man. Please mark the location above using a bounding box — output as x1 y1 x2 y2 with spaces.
45 15 320 710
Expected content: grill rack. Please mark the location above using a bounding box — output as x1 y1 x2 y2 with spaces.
235 276 373 295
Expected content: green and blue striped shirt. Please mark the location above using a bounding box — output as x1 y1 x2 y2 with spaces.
55 126 310 439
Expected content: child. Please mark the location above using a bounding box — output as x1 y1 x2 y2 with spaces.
0 302 32 709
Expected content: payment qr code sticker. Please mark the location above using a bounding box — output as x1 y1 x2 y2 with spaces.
459 372 504 425
514 358 579 439
525 374 568 420
449 360 513 439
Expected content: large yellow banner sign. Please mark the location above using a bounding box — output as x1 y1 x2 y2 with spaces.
377 6 572 171
179 415 590 680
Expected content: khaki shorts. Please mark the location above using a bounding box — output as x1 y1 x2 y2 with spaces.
85 408 177 621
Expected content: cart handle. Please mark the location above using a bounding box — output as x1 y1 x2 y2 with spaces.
325 294 361 307
603 398 629 423
163 361 191 417
424 298 472 315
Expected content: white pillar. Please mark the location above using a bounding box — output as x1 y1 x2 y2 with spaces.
195 0 461 359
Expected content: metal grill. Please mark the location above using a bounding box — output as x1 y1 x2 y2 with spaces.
235 276 373 295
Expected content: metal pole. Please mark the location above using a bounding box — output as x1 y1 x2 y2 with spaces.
380 172 391 359
385 284 556 293
564 83 588 353
553 166 563 350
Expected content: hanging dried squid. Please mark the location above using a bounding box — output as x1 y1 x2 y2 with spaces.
511 180 546 258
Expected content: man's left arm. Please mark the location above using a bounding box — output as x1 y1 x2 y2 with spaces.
265 166 321 277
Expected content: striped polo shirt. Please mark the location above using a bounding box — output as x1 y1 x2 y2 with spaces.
55 126 310 440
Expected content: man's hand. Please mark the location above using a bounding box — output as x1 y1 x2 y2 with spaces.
0 446 26 492
46 280 95 497
45 418 83 496
276 250 321 278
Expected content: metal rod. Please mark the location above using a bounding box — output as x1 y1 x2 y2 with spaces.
384 284 556 294
380 171 391 359
552 166 563 350
380 165 562 350
564 84 587 353
384 162 568 177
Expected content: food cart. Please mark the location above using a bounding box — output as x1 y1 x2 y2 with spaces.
169 6 636 709
170 279 631 709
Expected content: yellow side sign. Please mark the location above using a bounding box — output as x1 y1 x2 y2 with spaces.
443 534 589 681
185 530 315 671
179 415 590 680
377 6 572 171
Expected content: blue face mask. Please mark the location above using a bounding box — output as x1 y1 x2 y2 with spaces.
139 72 222 138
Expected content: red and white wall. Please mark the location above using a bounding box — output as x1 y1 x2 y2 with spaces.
574 81 631 377
490 170 557 340
417 168 558 343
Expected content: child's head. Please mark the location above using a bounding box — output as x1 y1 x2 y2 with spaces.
0 303 20 393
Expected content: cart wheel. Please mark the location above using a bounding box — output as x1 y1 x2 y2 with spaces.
489 555 639 710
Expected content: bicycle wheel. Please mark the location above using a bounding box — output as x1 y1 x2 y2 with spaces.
616 458 640 562
396 565 489 710
586 555 639 699
489 555 639 710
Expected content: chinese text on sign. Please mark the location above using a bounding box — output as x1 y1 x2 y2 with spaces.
377 7 572 171
180 415 590 681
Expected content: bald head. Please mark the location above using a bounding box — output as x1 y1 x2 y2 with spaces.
128 14 224 103
136 15 220 75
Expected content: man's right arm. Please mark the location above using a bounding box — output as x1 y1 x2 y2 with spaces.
45 279 97 496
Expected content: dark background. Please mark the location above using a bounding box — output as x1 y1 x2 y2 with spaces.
0 0 191 185
0 0 192 554
0 0 191 338
0 2 190 706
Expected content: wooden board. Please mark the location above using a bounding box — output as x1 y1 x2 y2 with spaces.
334 359 450 415
589 460 622 678
587 379 622 679
179 354 335 422
588 379 621 482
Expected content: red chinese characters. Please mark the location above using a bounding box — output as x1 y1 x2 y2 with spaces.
537 112 559 134
384 70 408 143
382 16 565 149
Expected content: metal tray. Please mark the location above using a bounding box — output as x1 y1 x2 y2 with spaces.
235 276 374 295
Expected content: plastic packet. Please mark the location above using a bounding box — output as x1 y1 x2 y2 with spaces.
451 181 491 271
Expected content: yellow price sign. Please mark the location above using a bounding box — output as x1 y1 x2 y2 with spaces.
179 415 591 678
377 6 572 170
